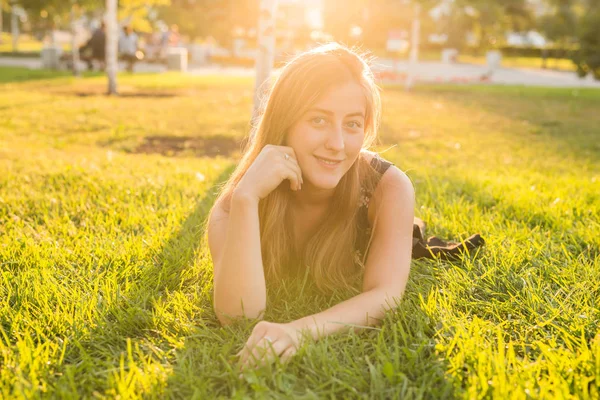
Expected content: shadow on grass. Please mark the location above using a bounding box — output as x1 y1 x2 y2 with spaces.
131 135 246 158
72 91 178 98
57 164 234 395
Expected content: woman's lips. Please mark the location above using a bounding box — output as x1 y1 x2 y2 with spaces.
315 156 342 169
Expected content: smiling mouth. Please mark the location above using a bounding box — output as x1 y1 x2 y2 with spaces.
315 156 343 166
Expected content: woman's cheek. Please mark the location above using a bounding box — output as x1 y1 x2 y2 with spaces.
347 133 365 154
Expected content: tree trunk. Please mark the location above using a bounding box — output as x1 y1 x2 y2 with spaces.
71 4 80 76
106 0 118 94
10 1 18 53
405 3 420 91
251 0 278 130
0 1 4 45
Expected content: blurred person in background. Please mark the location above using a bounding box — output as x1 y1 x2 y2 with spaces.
80 22 106 71
167 24 181 47
119 25 140 72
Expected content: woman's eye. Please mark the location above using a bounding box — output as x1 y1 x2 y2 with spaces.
347 121 363 129
311 117 326 125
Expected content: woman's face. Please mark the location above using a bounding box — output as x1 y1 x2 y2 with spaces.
286 81 367 191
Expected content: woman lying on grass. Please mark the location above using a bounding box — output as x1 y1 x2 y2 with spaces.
207 43 415 371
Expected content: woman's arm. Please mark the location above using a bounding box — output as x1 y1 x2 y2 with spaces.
289 166 415 339
209 192 267 325
287 287 403 341
209 145 303 326
237 166 415 368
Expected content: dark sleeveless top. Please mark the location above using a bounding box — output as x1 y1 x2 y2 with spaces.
354 153 486 264
354 153 394 264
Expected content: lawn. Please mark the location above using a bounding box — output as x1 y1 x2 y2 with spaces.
457 54 576 72
0 33 71 55
0 67 599 399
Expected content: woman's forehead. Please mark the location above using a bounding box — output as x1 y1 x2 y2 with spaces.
310 82 367 116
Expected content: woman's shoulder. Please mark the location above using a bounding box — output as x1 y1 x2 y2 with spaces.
360 151 413 224
360 149 378 165
360 149 395 176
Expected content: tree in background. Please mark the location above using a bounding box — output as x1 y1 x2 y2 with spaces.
538 0 600 80
321 0 533 53
106 0 116 94
537 0 578 67
538 0 578 45
573 1 600 79
1 1 4 44
439 0 534 52
322 0 440 51
157 0 258 47
322 0 366 45
118 0 170 33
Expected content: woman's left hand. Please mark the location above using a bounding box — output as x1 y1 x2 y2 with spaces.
237 321 302 370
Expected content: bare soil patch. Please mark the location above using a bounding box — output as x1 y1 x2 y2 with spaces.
132 135 246 157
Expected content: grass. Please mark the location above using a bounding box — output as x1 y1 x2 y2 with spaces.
0 66 599 399
0 33 73 55
458 54 576 72
371 46 576 72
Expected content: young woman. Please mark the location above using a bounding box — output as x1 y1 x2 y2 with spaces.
208 43 416 370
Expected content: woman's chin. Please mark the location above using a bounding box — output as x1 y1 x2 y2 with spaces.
306 176 341 190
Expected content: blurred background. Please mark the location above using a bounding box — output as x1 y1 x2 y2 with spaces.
1 0 599 83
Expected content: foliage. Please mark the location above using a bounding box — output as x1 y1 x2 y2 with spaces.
538 0 578 45
157 0 258 45
14 0 100 32
441 0 534 50
119 0 171 33
321 0 442 50
13 0 170 34
538 0 600 80
320 0 534 51
573 6 600 79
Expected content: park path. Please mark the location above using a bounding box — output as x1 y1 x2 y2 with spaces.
1 55 600 88
371 59 600 88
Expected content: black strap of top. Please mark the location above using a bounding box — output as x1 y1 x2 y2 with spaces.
358 153 486 262
370 153 394 176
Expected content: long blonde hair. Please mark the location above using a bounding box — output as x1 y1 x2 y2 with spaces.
209 42 383 294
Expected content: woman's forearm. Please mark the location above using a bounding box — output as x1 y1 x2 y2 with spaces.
287 287 403 342
213 192 266 324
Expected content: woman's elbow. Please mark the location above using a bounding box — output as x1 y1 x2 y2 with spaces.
213 302 266 326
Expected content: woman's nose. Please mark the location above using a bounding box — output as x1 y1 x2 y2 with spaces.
325 125 345 151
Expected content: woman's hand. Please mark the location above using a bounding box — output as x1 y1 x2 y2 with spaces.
236 321 302 371
234 144 304 202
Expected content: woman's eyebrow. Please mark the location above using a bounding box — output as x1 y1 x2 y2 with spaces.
308 108 365 118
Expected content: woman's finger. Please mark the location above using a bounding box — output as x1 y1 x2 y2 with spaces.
242 338 289 369
275 145 297 160
283 157 303 189
240 335 278 367
279 162 302 191
266 144 297 162
279 346 297 364
237 324 270 363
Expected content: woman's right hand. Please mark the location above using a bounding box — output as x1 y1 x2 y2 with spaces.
234 145 304 202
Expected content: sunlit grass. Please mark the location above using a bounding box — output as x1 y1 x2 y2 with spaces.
371 46 576 72
458 54 576 72
0 67 598 398
0 33 71 54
